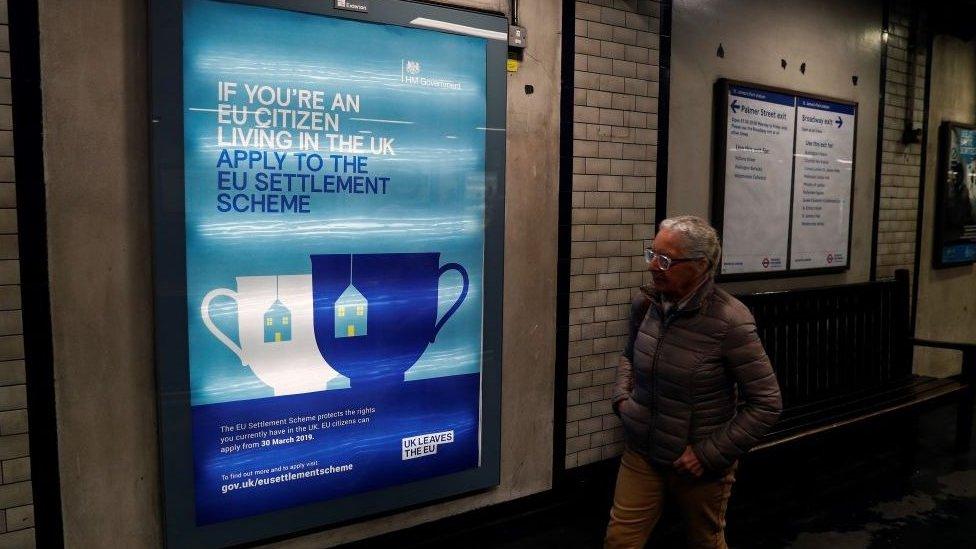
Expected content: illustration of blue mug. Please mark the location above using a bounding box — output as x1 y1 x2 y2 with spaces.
311 253 469 387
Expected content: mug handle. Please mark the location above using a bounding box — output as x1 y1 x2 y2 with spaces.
201 288 245 363
431 263 469 342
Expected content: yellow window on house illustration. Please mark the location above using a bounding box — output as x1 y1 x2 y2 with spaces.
282 316 289 325
347 324 356 337
338 306 346 317
266 318 273 326
356 305 364 316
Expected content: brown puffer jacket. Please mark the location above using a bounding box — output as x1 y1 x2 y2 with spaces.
613 279 782 472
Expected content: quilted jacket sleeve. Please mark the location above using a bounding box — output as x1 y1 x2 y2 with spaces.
693 312 782 470
612 296 645 412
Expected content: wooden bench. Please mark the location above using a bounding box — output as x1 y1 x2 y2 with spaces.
736 269 976 452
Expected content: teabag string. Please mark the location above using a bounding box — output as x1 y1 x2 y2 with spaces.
344 255 365 301
265 275 288 314
271 275 283 307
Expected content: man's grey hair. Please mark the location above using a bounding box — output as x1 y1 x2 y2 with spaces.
658 215 722 275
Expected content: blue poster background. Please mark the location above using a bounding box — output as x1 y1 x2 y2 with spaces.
184 0 486 524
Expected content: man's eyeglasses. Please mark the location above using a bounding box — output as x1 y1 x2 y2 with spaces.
643 249 703 271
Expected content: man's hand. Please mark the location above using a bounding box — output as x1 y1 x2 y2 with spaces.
673 445 704 477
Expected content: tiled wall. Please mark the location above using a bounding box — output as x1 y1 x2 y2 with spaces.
0 0 34 545
566 0 660 468
876 0 926 280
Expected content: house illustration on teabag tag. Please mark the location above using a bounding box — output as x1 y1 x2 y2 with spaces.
264 299 292 343
334 285 367 338
263 276 293 343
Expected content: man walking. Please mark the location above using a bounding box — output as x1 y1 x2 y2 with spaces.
605 215 782 548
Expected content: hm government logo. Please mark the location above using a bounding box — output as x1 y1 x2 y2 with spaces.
334 0 368 12
401 59 462 90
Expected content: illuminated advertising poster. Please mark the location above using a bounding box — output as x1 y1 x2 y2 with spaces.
183 0 490 525
935 123 976 267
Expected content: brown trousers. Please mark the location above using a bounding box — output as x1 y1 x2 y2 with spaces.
604 449 736 549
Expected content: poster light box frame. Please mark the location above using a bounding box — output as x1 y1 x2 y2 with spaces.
933 121 976 269
711 79 858 282
149 1 506 547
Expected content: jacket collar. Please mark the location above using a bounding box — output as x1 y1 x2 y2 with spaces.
641 276 715 316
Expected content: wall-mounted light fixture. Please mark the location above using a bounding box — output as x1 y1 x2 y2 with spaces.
882 29 889 43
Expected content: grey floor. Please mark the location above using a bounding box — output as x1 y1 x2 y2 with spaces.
747 406 976 549
404 403 976 548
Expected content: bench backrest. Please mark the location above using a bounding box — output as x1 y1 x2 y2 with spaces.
736 271 912 410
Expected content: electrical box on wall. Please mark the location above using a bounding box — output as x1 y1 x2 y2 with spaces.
902 123 923 144
509 24 526 49
507 24 526 68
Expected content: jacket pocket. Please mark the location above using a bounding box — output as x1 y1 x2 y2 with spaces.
619 396 652 451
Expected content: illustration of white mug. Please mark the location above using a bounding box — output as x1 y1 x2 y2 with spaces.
201 275 342 396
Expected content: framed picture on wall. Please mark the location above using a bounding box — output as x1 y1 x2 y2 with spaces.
934 122 976 268
711 79 858 281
